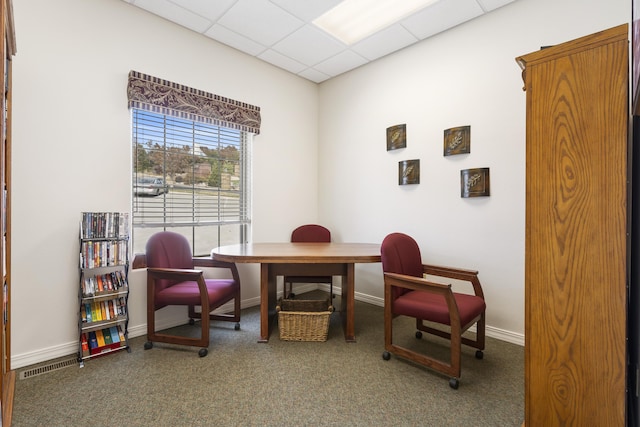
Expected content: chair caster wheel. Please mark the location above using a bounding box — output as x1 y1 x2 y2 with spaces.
198 348 208 357
234 323 240 331
475 350 484 359
382 351 391 361
188 318 195 325
144 341 153 350
449 378 459 389
415 331 423 339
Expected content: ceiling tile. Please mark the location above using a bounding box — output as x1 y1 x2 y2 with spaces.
476 0 517 12
258 49 308 74
272 25 345 66
130 0 213 33
217 0 303 46
313 50 368 77
401 0 484 40
169 0 237 22
352 24 419 61
297 67 331 83
204 24 267 56
269 0 343 23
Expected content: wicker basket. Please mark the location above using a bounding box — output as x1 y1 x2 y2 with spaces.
276 298 333 342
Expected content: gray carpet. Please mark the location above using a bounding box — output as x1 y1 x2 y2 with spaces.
11 291 524 426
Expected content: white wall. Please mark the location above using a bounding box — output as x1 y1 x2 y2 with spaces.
8 0 630 367
317 0 629 342
10 0 319 368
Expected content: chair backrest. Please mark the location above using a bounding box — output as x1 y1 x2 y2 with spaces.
380 233 424 278
291 224 331 243
146 231 194 291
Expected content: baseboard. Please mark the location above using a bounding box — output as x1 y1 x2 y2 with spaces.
485 325 524 346
12 342 79 370
12 284 523 369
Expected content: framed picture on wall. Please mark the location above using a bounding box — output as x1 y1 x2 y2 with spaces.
460 168 490 197
444 125 470 156
399 159 420 185
386 124 407 150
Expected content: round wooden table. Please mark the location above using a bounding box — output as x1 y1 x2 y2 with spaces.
211 242 381 342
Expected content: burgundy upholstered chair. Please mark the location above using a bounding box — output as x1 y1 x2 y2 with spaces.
380 232 486 389
142 231 241 357
284 224 333 299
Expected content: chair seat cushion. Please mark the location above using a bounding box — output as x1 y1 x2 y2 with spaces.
155 279 238 308
394 290 485 326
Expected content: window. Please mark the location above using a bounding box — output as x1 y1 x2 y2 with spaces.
131 109 251 256
127 71 260 256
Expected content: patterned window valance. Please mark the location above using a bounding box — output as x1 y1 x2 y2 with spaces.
127 70 261 135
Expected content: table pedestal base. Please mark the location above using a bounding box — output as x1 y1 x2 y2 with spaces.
259 263 356 343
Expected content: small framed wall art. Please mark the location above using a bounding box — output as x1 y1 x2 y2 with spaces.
399 159 420 185
444 125 471 156
386 124 407 151
460 167 490 197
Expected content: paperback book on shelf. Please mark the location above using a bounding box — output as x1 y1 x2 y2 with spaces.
81 333 89 357
81 212 130 240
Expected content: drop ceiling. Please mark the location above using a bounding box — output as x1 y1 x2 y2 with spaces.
121 0 517 83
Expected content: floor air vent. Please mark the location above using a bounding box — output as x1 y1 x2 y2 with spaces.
19 357 78 379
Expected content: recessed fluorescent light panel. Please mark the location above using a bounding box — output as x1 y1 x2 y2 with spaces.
313 0 439 45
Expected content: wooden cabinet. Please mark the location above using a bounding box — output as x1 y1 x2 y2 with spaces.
516 24 628 425
0 0 15 425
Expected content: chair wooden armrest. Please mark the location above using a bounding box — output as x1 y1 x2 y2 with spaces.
147 267 204 281
422 264 478 279
383 271 452 295
193 257 240 284
422 264 484 299
132 253 147 269
193 257 235 269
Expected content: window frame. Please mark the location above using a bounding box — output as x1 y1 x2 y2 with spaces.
130 108 251 256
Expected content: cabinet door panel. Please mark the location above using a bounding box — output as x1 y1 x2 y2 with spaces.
519 24 628 426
